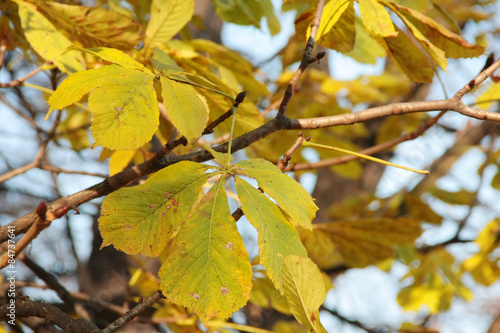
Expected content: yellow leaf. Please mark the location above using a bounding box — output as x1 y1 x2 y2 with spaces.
109 150 137 176
429 186 475 206
88 69 158 150
314 0 356 53
316 217 422 268
160 178 253 323
160 77 208 141
48 65 119 118
389 2 485 58
14 0 85 73
359 0 397 38
475 82 500 111
99 162 214 257
298 228 344 270
144 0 194 54
31 1 140 50
280 255 327 333
68 46 149 72
250 275 291 315
375 25 434 82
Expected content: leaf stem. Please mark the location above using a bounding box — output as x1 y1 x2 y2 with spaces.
303 141 429 175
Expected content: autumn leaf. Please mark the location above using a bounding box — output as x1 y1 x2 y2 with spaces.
316 217 422 268
235 177 308 289
13 0 85 73
280 255 328 333
144 0 194 54
30 1 141 50
99 162 215 257
232 159 318 229
359 0 397 38
159 177 253 323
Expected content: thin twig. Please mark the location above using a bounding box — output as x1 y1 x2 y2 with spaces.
286 111 447 172
278 0 326 117
39 164 108 178
322 307 382 333
0 30 7 68
277 132 310 171
0 62 51 88
103 290 164 333
0 109 62 183
0 201 69 268
154 91 247 160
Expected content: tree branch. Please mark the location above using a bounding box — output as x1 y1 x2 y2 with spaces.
0 298 101 332
102 290 164 333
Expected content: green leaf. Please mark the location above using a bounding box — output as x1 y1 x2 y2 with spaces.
160 177 253 322
14 0 84 73
68 46 149 72
48 65 118 117
235 177 307 289
88 69 158 150
144 0 194 53
99 161 214 257
232 159 318 230
31 1 140 50
280 255 327 333
159 77 208 141
316 217 422 268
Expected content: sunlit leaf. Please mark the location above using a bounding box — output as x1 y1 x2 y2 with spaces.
389 2 485 59
99 161 214 257
235 177 308 289
48 65 120 118
68 46 149 72
160 177 252 322
32 1 141 50
160 77 208 141
359 0 396 38
88 69 157 150
14 0 85 73
280 255 327 333
233 159 318 229
144 0 194 53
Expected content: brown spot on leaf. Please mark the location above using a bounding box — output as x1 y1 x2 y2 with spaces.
189 292 194 297
161 212 166 217
194 294 200 300
149 204 156 209
114 106 123 112
221 287 229 296
166 205 171 210
164 192 170 198
226 242 233 250
173 208 177 213
172 198 178 207
125 225 131 230
311 312 316 323
146 188 150 191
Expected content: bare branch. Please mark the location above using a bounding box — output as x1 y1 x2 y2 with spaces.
278 0 326 116
103 290 164 333
277 132 310 171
